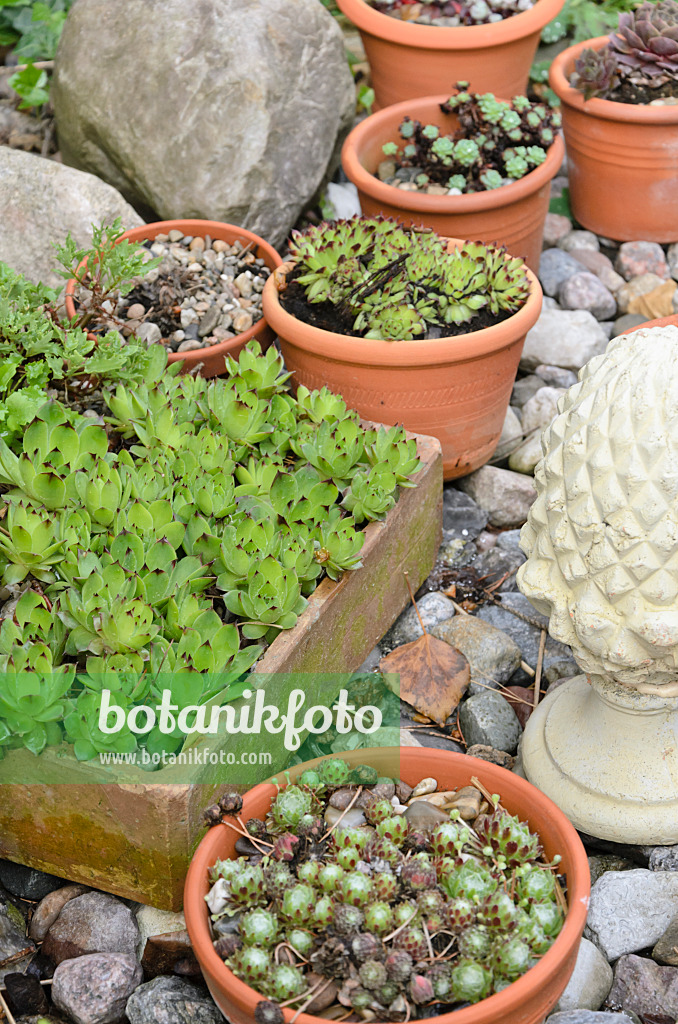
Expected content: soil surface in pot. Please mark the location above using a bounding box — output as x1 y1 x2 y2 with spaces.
280 268 517 339
74 230 271 353
368 0 535 27
588 79 678 105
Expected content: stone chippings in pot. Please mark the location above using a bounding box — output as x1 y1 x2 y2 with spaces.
77 231 271 353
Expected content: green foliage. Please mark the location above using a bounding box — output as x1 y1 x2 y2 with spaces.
0 222 161 451
382 85 561 195
0 230 424 761
288 216 531 340
0 0 73 108
549 187 572 219
540 0 655 45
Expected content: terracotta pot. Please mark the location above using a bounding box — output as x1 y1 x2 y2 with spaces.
336 0 565 108
261 246 543 480
341 94 564 272
185 746 590 1024
550 38 678 243
64 219 282 377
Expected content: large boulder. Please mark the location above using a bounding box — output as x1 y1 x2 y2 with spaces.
0 146 143 288
52 0 355 249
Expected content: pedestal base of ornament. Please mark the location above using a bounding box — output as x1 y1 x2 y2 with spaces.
522 674 678 845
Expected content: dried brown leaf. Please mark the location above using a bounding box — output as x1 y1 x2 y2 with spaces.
379 634 470 727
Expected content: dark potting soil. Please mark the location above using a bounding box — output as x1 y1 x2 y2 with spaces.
607 78 678 104
279 274 516 340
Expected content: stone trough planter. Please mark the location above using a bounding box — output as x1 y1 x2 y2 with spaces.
0 431 442 911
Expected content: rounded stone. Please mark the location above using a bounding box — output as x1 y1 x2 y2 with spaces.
42 892 140 965
0 862 68 901
458 691 523 753
135 322 162 345
615 240 669 282
432 615 522 697
52 953 143 1024
616 272 667 314
557 230 599 253
125 974 226 1024
29 884 89 942
554 938 613 1012
520 386 567 436
558 272 617 322
52 0 354 249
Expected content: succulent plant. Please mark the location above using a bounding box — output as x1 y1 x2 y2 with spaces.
285 216 532 342
570 46 621 100
571 0 678 98
207 763 566 1017
610 1 678 81
380 85 560 196
0 230 427 761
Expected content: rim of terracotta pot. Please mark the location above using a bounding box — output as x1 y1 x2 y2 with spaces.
64 219 282 366
336 0 565 48
262 245 543 368
550 37 678 124
184 746 590 1024
341 93 565 216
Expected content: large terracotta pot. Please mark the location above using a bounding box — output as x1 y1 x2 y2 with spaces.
337 0 566 108
261 246 543 481
64 219 282 377
341 94 565 273
550 38 678 242
185 746 590 1024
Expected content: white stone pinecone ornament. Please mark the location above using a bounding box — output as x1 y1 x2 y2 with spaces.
517 325 678 695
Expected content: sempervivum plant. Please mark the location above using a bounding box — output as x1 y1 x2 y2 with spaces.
368 0 535 26
0 228 424 763
282 216 531 341
380 83 561 193
204 760 566 1018
570 0 678 100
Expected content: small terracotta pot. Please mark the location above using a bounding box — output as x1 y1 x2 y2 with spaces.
550 38 678 243
64 219 282 377
337 0 566 108
261 244 543 481
341 94 565 272
184 746 590 1024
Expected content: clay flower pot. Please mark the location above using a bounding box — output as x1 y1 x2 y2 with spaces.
184 746 590 1024
261 246 543 481
341 94 565 273
64 219 282 377
336 0 566 108
550 38 678 243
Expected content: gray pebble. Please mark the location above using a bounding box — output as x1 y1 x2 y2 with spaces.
458 691 523 753
135 322 162 346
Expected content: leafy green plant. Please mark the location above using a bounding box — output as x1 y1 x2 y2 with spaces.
0 226 424 762
1 0 73 108
285 216 531 340
540 0 657 45
380 84 561 194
